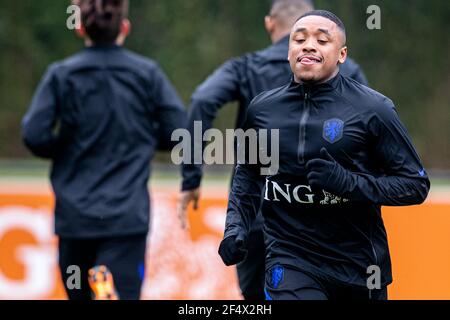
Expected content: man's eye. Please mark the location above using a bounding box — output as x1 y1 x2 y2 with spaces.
318 40 328 44
296 39 305 43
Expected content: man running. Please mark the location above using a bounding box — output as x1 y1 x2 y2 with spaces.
219 10 430 300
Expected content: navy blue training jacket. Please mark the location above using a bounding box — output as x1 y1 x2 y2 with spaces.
22 45 186 238
224 73 430 287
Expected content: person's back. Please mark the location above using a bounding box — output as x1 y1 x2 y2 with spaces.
22 0 185 300
186 36 366 146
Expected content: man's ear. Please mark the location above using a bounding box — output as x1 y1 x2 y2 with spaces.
121 19 131 37
338 46 348 65
264 15 275 35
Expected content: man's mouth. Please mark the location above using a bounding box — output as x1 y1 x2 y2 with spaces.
298 55 322 65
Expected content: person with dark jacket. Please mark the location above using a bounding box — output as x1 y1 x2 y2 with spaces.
218 10 430 300
22 0 186 300
179 0 367 300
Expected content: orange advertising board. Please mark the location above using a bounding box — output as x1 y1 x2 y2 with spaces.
0 183 449 300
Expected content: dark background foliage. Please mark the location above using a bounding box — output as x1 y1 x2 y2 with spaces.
0 0 448 169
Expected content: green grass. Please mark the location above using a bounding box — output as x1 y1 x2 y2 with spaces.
0 160 449 188
0 160 232 187
430 179 450 187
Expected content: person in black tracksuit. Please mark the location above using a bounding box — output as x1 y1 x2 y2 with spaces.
22 0 185 300
180 0 367 300
218 10 430 300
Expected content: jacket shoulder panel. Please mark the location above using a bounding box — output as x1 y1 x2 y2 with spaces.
247 84 289 115
336 77 395 116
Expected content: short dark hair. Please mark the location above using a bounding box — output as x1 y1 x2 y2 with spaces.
269 0 315 29
78 0 129 44
296 9 346 34
271 0 315 9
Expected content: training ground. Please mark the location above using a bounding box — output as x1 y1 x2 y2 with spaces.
0 163 449 300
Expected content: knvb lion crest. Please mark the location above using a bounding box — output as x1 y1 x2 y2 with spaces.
323 119 344 144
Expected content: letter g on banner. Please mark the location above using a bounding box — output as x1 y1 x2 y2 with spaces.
0 207 54 299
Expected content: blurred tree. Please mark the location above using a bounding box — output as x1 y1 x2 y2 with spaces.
0 0 449 168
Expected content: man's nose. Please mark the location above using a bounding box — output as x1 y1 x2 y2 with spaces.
302 39 317 52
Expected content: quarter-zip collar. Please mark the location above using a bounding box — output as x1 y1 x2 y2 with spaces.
289 72 342 99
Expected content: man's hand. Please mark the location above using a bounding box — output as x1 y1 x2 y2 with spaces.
306 147 351 195
178 188 200 230
218 233 248 266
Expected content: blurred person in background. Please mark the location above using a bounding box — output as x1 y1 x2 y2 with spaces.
22 0 186 300
179 0 367 300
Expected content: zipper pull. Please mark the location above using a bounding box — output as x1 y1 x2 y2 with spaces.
304 89 310 100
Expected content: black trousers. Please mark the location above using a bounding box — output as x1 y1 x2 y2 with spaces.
58 233 147 300
264 264 388 301
236 228 266 300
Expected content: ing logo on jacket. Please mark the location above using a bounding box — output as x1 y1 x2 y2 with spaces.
264 180 348 205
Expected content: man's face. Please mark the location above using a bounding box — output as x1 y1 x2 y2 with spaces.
288 15 347 84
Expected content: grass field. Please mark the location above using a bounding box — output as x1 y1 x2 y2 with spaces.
1 159 449 190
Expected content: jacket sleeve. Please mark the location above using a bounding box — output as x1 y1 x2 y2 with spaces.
21 64 60 159
341 99 430 205
223 105 265 241
181 58 242 191
152 65 187 151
